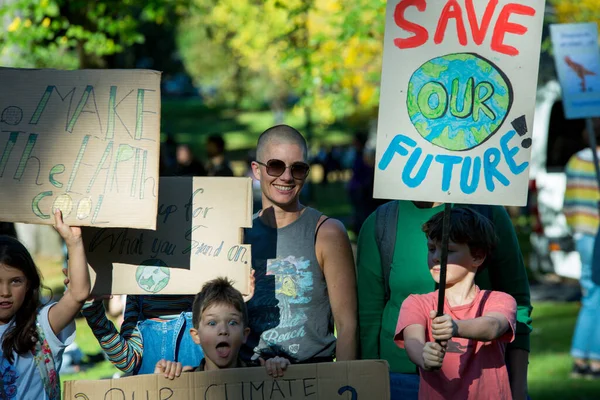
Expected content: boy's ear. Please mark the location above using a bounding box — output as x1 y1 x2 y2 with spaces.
472 250 486 268
189 328 201 345
242 327 251 344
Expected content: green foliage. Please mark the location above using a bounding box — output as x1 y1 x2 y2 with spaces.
178 0 384 124
0 0 189 68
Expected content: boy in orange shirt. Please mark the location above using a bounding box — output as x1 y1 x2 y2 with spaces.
395 208 517 400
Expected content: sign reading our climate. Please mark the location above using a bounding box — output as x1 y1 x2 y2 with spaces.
374 0 546 206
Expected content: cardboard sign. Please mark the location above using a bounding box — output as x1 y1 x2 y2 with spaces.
550 23 600 120
374 0 546 206
82 177 252 295
0 68 161 229
63 360 390 400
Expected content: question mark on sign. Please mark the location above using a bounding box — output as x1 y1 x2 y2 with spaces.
338 385 358 400
75 394 89 400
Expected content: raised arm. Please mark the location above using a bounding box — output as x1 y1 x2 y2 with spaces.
356 213 386 359
316 217 358 361
48 210 91 335
81 296 143 374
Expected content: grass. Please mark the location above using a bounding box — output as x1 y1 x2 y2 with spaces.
61 318 119 382
529 302 600 400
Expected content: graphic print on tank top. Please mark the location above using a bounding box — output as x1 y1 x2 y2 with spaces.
254 255 312 357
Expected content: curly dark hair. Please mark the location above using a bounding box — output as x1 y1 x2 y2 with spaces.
0 235 43 363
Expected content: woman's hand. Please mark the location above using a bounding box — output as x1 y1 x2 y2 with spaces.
243 269 256 302
260 356 290 378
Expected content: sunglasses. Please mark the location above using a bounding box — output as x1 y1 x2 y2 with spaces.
256 159 310 180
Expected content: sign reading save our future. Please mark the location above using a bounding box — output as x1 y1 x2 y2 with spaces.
0 68 161 229
375 0 546 206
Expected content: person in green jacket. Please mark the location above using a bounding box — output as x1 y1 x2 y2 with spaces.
357 201 532 400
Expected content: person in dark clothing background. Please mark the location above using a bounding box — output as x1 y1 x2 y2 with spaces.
347 132 380 235
171 143 206 177
206 135 234 177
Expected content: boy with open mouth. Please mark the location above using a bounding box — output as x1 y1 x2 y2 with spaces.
154 276 289 378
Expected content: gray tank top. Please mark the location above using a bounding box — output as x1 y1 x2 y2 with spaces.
242 207 336 363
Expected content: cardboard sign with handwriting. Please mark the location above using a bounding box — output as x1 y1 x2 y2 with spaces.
63 360 390 400
0 68 161 229
82 177 252 295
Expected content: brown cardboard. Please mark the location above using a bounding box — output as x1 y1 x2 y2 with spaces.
0 68 161 229
63 360 390 400
82 177 252 295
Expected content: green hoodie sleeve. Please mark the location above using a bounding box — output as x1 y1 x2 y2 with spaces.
356 211 386 359
486 206 533 352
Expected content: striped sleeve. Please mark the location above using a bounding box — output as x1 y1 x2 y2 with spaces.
81 296 143 374
563 152 600 235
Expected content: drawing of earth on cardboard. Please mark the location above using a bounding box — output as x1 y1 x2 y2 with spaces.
407 53 513 151
135 260 170 293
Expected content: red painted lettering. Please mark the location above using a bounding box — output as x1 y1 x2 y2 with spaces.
465 0 498 45
491 3 536 56
393 0 428 49
434 0 467 46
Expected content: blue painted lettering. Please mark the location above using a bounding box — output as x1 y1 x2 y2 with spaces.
434 154 462 191
483 147 510 192
500 130 529 175
378 134 417 170
403 148 433 188
460 156 481 194
380 132 528 195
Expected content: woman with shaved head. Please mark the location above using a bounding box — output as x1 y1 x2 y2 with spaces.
242 124 358 366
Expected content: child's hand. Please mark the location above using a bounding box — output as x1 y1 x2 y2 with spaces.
430 310 456 342
422 341 445 371
260 356 290 378
53 210 82 247
154 359 194 380
243 269 256 303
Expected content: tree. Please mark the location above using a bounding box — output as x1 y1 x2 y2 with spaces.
179 0 386 129
0 0 188 69
551 0 600 25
